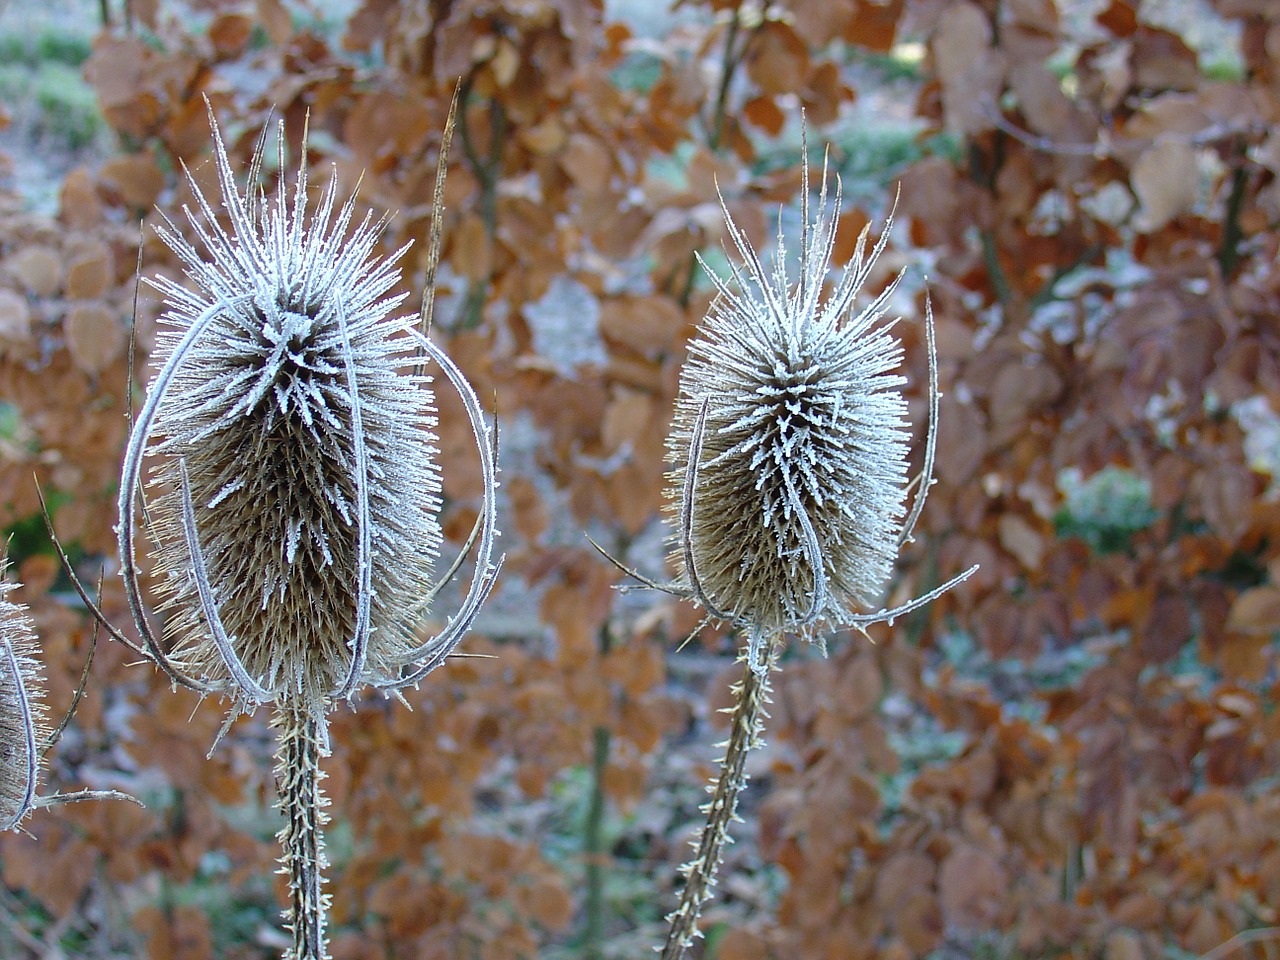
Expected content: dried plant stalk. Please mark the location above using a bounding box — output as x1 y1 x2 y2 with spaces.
662 634 777 959
96 97 500 960
646 143 977 957
275 700 330 960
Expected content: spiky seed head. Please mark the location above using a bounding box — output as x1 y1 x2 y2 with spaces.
666 165 913 668
140 119 443 711
0 571 47 831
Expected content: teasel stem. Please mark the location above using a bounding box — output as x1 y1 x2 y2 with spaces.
662 630 779 960
274 700 330 960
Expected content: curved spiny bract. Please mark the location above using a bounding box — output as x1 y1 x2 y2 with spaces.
130 118 443 714
666 165 911 672
0 575 47 832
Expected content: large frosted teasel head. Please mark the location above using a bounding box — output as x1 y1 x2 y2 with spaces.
665 158 971 673
0 572 47 831
117 112 499 714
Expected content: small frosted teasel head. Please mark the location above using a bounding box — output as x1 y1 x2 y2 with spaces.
0 569 48 831
665 158 973 673
117 111 499 715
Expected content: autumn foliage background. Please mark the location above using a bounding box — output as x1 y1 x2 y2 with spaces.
0 0 1278 957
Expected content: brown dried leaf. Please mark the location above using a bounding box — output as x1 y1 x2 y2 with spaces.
998 513 1046 569
507 475 548 543
1131 26 1201 91
598 295 685 358
1227 585 1280 633
451 213 492 283
490 38 520 88
208 13 253 58
938 843 1008 929
65 242 113 300
65 303 124 375
97 153 165 211
521 116 567 154
562 132 613 195
0 288 31 341
837 652 883 723
5 246 62 297
743 95 786 136
874 851 935 911
746 21 810 96
933 3 1005 134
1140 588 1193 663
935 397 986 486
83 35 164 137
1105 930 1146 960
898 891 945 954
1097 0 1138 37
59 167 105 228
843 0 904 51
515 876 572 930
1131 139 1199 232
257 0 293 45
135 904 215 960
1199 462 1256 543
802 60 850 127
601 386 656 453
989 358 1063 430
1009 61 1075 137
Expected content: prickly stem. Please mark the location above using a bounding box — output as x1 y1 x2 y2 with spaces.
275 700 330 960
662 632 777 960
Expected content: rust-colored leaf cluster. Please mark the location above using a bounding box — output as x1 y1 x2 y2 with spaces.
1 0 1279 956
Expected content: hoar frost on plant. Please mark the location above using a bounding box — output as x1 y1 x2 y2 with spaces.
96 103 500 960
652 149 976 960
664 157 975 675
0 572 46 832
116 112 498 715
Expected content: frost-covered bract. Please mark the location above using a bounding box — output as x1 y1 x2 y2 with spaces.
666 162 969 674
0 575 46 832
116 115 498 716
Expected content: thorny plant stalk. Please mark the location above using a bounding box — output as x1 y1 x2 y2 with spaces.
599 138 977 958
661 634 778 960
58 94 500 960
275 700 329 960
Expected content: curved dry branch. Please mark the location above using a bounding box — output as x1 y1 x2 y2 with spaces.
117 295 256 694
383 330 502 689
176 459 272 705
0 637 37 832
680 397 735 623
330 298 373 702
898 285 939 548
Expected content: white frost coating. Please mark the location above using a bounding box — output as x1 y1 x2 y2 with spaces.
522 275 608 378
129 113 447 709
665 158 976 673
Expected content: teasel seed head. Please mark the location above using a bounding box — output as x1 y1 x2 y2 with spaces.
121 114 453 714
0 568 47 831
655 142 978 960
666 156 974 674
